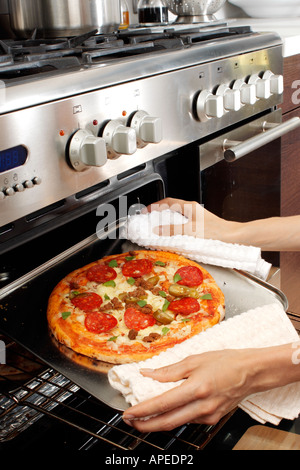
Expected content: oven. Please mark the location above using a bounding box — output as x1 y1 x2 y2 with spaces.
1 21 300 453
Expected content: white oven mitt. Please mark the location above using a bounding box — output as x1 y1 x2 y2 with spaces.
108 303 300 426
123 210 271 280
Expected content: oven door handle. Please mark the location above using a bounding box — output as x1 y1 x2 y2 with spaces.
223 117 300 162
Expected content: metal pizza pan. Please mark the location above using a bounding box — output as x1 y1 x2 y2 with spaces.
0 224 288 411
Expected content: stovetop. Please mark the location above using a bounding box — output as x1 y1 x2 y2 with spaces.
0 22 282 114
0 22 252 79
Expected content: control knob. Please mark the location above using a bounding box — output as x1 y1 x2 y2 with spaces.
130 111 162 148
14 183 25 192
248 74 271 99
196 90 224 121
232 79 256 105
102 120 137 159
4 187 15 196
263 70 284 95
216 84 241 112
69 129 107 172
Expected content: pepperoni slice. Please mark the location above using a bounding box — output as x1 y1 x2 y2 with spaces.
168 297 200 315
122 259 153 278
71 292 102 312
84 312 117 334
86 264 117 284
175 266 203 287
124 307 156 330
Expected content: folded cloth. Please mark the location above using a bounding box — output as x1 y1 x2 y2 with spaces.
124 210 271 280
108 303 300 426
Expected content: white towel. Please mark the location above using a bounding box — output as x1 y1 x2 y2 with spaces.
108 303 300 426
124 210 271 280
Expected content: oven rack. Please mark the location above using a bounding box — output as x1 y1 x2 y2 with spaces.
0 338 233 451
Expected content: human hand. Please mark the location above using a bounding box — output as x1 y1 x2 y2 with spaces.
122 349 254 432
146 197 237 242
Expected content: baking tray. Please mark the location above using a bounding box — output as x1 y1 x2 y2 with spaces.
0 221 288 411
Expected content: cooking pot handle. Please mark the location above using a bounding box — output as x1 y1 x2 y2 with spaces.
223 117 300 162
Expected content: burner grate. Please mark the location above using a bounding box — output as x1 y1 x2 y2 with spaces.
0 337 233 450
0 25 253 79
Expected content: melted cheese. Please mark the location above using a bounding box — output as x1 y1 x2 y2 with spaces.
63 260 217 351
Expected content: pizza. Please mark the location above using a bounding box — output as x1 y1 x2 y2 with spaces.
47 250 225 365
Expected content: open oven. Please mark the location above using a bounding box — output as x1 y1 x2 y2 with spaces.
0 167 238 453
1 21 300 452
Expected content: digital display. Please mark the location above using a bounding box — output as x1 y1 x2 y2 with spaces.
0 146 28 173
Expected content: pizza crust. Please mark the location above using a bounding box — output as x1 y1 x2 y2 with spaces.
47 251 225 365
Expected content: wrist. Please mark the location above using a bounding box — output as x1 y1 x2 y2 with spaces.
225 217 284 250
241 345 300 396
222 219 268 248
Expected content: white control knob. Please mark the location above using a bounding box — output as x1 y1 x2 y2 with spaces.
32 176 42 185
103 120 137 159
263 70 284 95
23 180 34 189
216 84 241 112
196 90 224 121
14 183 25 192
233 79 256 105
4 187 15 196
130 111 162 148
69 129 107 172
248 74 271 99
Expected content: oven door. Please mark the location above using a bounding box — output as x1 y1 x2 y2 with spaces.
198 109 300 267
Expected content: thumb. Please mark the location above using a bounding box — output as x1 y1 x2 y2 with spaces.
140 361 190 383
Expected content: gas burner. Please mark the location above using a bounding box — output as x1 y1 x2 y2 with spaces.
0 25 253 79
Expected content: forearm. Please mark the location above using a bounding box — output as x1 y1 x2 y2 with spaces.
221 216 300 252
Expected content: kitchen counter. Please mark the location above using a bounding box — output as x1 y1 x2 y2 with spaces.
206 408 300 450
232 18 300 57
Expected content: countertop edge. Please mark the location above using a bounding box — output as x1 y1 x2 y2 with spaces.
230 18 300 57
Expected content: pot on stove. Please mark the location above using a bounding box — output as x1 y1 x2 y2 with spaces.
8 0 122 38
161 0 226 22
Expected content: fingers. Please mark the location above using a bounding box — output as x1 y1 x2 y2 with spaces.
147 198 194 216
139 355 201 383
145 198 204 238
152 223 189 237
123 394 223 432
139 364 188 384
124 400 200 432
146 198 184 212
123 379 197 426
123 357 206 427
